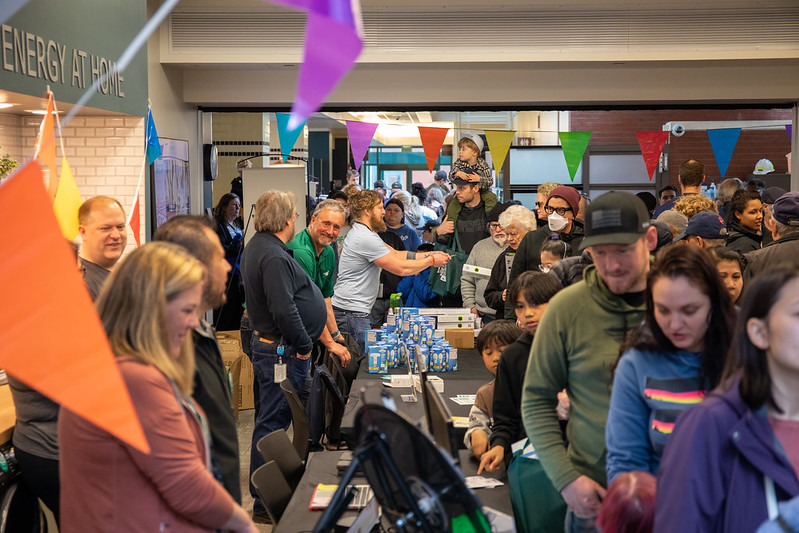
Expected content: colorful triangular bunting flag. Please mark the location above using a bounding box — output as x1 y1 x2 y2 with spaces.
52 156 83 239
559 132 592 182
484 130 516 175
636 131 670 181
417 126 450 172
129 193 141 247
0 162 149 454
787 124 792 143
346 121 378 171
276 112 307 163
707 128 741 179
34 92 57 199
146 109 162 165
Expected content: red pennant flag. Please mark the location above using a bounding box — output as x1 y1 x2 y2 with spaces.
34 93 58 199
418 126 450 172
636 132 670 181
0 162 149 454
129 193 141 247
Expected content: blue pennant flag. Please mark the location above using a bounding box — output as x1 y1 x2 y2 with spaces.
276 112 306 163
706 128 741 179
146 109 162 165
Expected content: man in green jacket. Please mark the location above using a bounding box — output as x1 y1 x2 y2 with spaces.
521 192 656 533
287 199 351 367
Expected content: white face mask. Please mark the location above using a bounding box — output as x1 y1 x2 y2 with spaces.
538 265 552 273
548 212 569 232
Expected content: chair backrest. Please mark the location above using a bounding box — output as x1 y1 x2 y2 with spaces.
280 379 311 462
256 429 304 491
251 461 292 525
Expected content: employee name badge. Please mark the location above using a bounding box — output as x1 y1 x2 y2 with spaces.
274 345 287 383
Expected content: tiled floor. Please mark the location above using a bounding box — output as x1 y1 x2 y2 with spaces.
236 408 273 533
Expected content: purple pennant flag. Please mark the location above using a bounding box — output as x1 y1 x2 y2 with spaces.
346 121 378 171
787 124 793 142
268 0 364 130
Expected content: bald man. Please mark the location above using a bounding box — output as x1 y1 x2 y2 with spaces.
77 196 127 300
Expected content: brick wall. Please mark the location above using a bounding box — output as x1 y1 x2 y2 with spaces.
0 113 146 254
570 109 792 184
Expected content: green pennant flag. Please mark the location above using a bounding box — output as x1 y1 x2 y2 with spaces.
484 130 516 175
559 132 592 182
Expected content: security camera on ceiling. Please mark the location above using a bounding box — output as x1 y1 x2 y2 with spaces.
671 123 686 137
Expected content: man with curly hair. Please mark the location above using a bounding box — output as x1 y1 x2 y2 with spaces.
673 194 717 220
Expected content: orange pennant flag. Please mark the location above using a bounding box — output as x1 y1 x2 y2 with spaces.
0 162 149 454
33 93 58 199
129 192 141 247
417 126 450 172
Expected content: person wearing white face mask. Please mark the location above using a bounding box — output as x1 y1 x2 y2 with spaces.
461 202 512 323
503 186 585 318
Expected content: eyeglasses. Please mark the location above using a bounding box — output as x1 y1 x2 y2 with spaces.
535 202 544 208
544 205 573 216
488 222 502 230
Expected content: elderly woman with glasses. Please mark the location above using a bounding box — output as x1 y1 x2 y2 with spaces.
501 186 586 318
484 205 537 314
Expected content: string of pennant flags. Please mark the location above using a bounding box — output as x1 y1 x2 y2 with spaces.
277 118 793 183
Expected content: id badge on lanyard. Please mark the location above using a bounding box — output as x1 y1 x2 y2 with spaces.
274 344 287 383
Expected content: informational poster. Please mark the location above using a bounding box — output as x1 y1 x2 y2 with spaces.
151 138 190 229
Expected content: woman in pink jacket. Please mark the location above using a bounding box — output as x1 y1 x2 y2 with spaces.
59 242 256 533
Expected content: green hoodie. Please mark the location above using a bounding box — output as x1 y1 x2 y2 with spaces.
521 265 646 492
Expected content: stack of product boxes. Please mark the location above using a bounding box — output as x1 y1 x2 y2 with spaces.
366 307 464 374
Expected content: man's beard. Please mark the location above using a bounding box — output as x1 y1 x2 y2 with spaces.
492 234 507 247
371 213 387 233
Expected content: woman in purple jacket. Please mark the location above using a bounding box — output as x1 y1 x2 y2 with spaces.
655 268 799 532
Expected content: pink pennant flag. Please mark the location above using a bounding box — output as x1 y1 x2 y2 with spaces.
636 132 670 181
267 0 364 130
346 121 378 171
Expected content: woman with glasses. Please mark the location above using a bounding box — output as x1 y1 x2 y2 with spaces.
503 186 585 318
484 205 537 314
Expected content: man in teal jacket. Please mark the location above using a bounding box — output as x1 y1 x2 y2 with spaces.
521 192 657 533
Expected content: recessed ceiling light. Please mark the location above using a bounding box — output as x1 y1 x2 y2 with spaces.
27 109 60 115
0 103 13 109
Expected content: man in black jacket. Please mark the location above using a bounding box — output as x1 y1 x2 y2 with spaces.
153 216 241 502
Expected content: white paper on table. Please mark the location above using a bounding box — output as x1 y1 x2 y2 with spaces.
450 394 477 406
465 476 505 489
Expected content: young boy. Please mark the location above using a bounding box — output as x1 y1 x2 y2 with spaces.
449 133 493 191
464 320 522 460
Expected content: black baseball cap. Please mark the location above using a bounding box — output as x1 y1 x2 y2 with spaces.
450 169 480 186
772 192 799 225
580 191 651 250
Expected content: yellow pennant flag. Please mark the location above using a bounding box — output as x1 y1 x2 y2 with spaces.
53 157 83 239
484 130 516 175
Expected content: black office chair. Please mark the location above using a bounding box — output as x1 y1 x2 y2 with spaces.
251 461 292 525
256 429 304 491
280 379 312 462
318 366 347 448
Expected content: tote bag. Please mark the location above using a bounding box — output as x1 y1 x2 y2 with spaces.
428 229 469 296
507 443 567 533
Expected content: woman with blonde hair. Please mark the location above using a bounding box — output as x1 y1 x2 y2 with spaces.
59 242 256 533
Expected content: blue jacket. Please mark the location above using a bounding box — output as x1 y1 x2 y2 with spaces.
396 268 438 308
606 348 705 482
655 377 799 533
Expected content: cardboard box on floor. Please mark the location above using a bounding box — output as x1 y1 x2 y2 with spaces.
445 328 474 349
216 331 255 412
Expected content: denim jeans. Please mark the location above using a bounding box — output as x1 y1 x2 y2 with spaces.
565 509 598 533
248 334 311 509
333 308 371 354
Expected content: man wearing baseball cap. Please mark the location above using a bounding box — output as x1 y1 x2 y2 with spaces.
674 210 727 249
744 191 799 279
522 191 657 532
426 170 451 196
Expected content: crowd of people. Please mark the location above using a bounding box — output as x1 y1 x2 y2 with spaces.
8 141 799 532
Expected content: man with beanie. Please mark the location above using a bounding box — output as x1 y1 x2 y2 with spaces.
461 202 512 322
504 185 584 318
744 191 799 279
522 192 656 532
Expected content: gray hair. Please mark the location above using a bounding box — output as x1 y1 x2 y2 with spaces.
716 178 743 204
499 205 536 231
391 190 423 227
254 190 295 233
775 220 799 239
312 198 347 218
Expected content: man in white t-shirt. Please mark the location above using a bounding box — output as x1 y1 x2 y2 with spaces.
332 190 451 352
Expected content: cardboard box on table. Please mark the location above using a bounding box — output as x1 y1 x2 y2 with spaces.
216 331 255 415
445 328 474 349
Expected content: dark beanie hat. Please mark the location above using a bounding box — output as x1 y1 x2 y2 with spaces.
547 186 581 216
385 198 404 212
